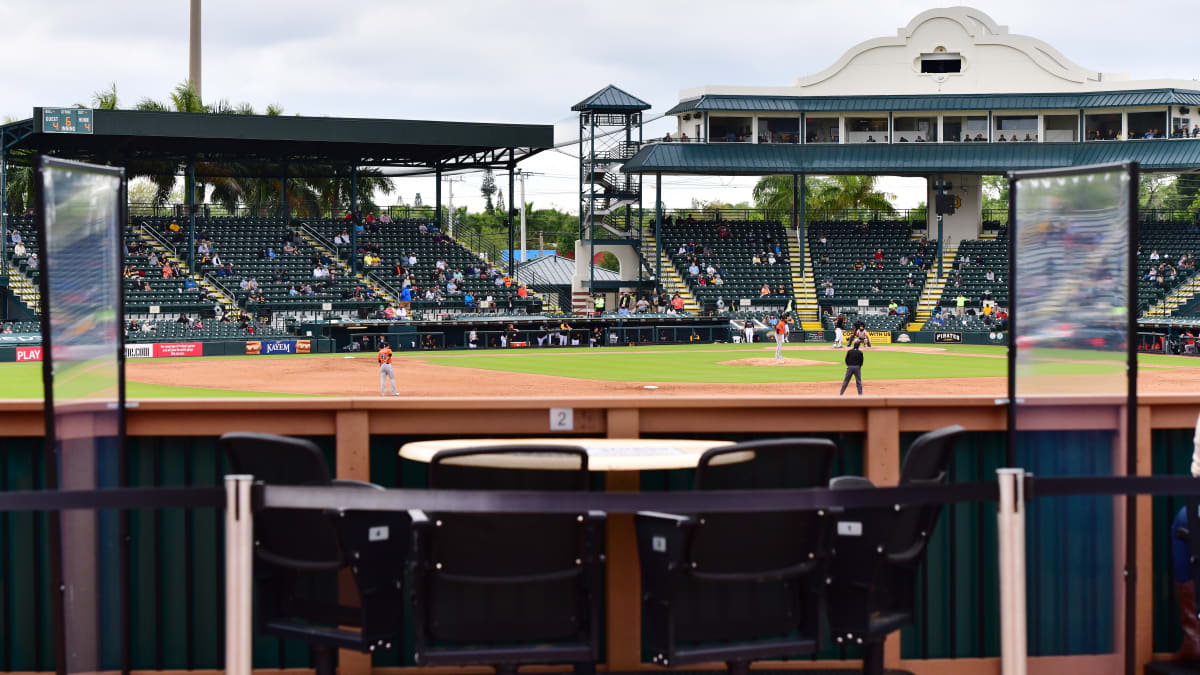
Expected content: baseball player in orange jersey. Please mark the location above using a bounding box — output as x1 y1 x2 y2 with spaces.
378 340 399 396
773 314 788 361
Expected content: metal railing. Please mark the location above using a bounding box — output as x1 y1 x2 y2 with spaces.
128 202 439 221
138 220 179 258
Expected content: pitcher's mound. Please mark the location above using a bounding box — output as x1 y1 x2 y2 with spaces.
719 357 828 367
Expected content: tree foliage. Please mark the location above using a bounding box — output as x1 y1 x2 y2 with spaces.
752 175 896 217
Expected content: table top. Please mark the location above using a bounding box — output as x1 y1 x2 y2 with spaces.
399 437 741 472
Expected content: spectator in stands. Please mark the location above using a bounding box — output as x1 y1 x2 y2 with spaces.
930 310 945 327
871 279 882 293
898 302 908 316
1151 249 1161 262
636 296 649 313
688 261 700 277
671 294 684 312
12 241 26 257
759 283 771 298
986 269 996 282
177 313 189 325
8 229 20 245
887 300 898 315
767 251 777 265
955 293 968 317
162 262 175 278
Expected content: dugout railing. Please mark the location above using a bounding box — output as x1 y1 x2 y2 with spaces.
1 395 1198 674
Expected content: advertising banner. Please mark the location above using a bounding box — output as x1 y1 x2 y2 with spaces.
297 340 311 354
153 342 203 358
867 331 893 345
261 340 297 355
16 346 43 362
935 332 963 344
0 333 42 345
245 341 261 355
125 344 153 358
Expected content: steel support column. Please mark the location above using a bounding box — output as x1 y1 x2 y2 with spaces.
280 164 288 220
507 160 516 280
187 162 197 268
936 175 944 277
655 173 662 287
798 174 806 280
588 115 596 301
434 166 442 230
350 166 358 275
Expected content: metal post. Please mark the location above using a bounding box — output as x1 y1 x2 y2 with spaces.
996 468 1028 675
447 179 455 239
280 164 288 220
350 166 358 274
519 170 527 262
936 176 945 276
434 166 442 232
799 174 807 280
189 0 203 100
588 115 596 302
187 163 196 268
655 173 662 286
224 475 253 675
508 160 516 280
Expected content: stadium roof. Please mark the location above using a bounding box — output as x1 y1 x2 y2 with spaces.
664 88 1200 115
572 85 652 113
516 254 621 287
0 108 554 174
621 139 1200 176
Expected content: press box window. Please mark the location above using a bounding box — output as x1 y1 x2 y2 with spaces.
921 53 962 74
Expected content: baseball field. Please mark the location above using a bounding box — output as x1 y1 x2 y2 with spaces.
3 342 1199 398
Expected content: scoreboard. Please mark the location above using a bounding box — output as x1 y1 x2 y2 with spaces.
41 107 93 134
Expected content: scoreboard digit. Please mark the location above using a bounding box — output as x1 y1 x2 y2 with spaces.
42 108 94 134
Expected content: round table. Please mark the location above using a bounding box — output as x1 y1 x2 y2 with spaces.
399 437 739 472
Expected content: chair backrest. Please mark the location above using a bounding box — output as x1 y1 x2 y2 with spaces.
689 438 836 578
887 425 965 563
219 432 342 571
426 445 592 643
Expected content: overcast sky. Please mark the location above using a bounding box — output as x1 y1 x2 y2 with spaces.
3 0 1198 213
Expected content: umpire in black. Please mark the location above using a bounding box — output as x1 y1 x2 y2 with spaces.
840 342 864 396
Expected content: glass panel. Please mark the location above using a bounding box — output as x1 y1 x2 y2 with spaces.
1172 116 1192 138
944 115 988 142
845 117 888 144
893 116 936 143
994 116 1038 143
1128 111 1167 139
805 117 839 143
758 117 799 144
1085 113 1122 141
1044 115 1077 142
710 116 753 143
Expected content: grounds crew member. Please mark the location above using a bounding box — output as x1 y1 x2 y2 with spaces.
774 313 788 360
378 340 399 396
839 342 864 396
593 293 606 314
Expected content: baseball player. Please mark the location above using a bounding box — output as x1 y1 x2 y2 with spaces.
833 314 846 348
742 320 755 345
773 314 788 361
850 321 871 349
378 340 399 396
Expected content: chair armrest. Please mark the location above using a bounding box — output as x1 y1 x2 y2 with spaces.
635 512 697 588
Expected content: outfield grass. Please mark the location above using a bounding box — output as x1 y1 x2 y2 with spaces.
407 343 1191 385
0 344 1193 398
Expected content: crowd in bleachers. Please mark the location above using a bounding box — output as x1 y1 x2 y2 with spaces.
811 219 930 309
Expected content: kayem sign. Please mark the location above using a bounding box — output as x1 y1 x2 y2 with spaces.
935 332 963 344
247 340 310 355
125 344 153 358
15 346 43 362
154 342 203 358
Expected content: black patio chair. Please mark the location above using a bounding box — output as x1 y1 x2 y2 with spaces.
825 424 966 675
409 445 604 675
636 437 838 675
219 432 408 675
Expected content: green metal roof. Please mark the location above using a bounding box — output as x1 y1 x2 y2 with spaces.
665 88 1200 115
621 139 1200 176
572 85 652 112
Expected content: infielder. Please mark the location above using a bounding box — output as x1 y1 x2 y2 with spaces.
742 320 755 344
773 314 788 360
378 340 399 396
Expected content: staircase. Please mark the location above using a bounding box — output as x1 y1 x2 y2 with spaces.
1145 273 1200 317
640 229 701 313
298 230 397 305
787 234 819 322
4 263 40 313
909 242 958 330
136 225 237 314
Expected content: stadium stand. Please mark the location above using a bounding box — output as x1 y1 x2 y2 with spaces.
2 215 41 313
657 217 793 313
808 220 927 331
921 233 1009 331
301 218 540 315
1137 221 1200 315
124 317 289 342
